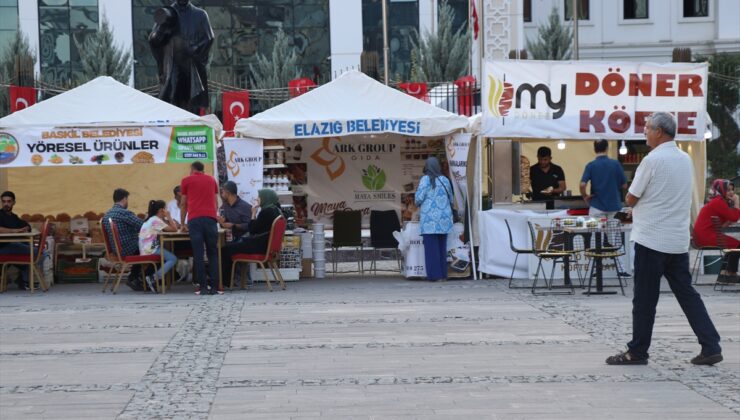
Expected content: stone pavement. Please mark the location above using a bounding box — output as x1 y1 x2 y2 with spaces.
0 275 738 419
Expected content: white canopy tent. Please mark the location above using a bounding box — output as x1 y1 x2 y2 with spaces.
0 76 223 216
235 70 468 138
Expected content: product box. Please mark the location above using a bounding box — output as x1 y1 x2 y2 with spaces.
73 235 92 245
70 217 89 235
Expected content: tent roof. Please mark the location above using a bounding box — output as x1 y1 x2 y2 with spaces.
0 76 222 132
234 70 469 139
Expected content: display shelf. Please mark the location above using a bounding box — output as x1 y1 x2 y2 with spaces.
276 190 293 196
263 145 286 151
264 163 287 169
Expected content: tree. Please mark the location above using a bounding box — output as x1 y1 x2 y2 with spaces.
75 14 132 84
249 29 300 107
526 7 572 60
698 53 740 180
0 31 36 117
409 0 470 82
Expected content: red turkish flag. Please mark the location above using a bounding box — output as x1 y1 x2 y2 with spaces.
398 82 429 102
470 0 479 40
288 78 316 98
9 85 36 113
222 90 250 133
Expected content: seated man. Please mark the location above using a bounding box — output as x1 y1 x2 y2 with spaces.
102 188 144 290
218 181 252 242
0 191 33 290
166 185 183 228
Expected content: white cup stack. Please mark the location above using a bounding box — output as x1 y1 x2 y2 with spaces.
312 223 326 278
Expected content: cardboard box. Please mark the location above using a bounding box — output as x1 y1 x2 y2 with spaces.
300 258 313 278
54 222 70 242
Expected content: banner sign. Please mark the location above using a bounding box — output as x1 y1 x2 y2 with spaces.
222 137 263 205
482 60 708 140
0 125 214 168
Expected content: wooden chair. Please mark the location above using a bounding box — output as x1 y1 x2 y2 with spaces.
584 219 626 296
230 216 287 292
710 216 740 291
108 218 161 294
99 218 125 293
0 220 50 293
527 221 574 295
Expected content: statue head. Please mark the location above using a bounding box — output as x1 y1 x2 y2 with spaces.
176 0 190 7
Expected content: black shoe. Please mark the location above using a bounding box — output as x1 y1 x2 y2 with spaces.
617 271 631 278
691 353 723 365
606 350 648 365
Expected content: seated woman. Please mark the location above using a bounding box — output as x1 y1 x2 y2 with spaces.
221 189 283 284
693 179 740 282
138 200 179 291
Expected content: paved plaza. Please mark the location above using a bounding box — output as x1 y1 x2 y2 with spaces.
0 274 738 419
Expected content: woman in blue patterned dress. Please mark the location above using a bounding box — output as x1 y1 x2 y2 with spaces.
414 157 454 281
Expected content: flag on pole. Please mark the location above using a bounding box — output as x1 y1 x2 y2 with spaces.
9 85 36 113
222 90 250 132
470 0 480 40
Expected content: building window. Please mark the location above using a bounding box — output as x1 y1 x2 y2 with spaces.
523 0 532 22
442 0 469 33
38 0 99 85
0 0 19 55
683 0 708 17
132 0 331 92
624 0 648 19
564 0 589 20
362 0 418 82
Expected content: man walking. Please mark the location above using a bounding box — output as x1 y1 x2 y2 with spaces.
606 112 722 366
180 161 220 295
580 139 627 218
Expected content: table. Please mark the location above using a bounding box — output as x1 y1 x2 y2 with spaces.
562 225 631 295
723 223 740 242
0 230 40 292
158 229 226 294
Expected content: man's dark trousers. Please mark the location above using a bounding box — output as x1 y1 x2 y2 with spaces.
188 217 219 291
627 242 721 359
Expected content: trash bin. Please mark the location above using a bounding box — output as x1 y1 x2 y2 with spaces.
703 255 722 275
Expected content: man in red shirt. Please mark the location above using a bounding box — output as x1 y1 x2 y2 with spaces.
180 161 220 295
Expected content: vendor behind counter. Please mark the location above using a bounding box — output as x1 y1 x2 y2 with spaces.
529 146 566 201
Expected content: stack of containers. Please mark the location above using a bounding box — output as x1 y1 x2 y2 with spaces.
312 223 326 278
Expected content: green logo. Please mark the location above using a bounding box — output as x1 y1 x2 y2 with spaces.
361 164 386 191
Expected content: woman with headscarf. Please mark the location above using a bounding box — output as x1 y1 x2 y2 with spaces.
693 179 740 281
221 189 283 284
414 157 454 281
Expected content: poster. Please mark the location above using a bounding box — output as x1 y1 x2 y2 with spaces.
222 137 263 205
0 125 215 168
482 60 708 140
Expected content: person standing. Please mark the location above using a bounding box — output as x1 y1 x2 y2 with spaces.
580 139 628 218
529 146 566 201
180 161 220 295
606 112 722 366
414 157 453 282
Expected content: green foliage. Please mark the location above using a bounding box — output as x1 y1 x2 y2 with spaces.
697 53 740 180
249 29 300 106
526 7 572 60
75 15 133 84
409 0 471 82
362 165 386 190
0 31 36 117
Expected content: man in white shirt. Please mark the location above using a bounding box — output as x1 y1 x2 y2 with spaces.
166 185 182 226
606 112 722 366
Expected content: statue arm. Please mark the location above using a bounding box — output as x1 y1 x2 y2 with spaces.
189 11 214 61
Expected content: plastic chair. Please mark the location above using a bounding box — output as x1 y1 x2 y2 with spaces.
108 218 161 294
0 220 50 293
369 210 401 274
230 216 287 292
527 221 574 295
690 224 720 285
710 216 740 291
504 219 534 288
331 210 364 276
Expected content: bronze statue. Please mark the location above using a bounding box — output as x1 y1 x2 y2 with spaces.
149 0 213 114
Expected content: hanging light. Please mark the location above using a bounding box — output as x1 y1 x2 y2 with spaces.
704 130 712 140
619 140 628 155
557 139 566 150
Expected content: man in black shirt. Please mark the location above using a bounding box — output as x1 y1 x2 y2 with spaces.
529 146 567 201
0 191 33 289
218 181 252 242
